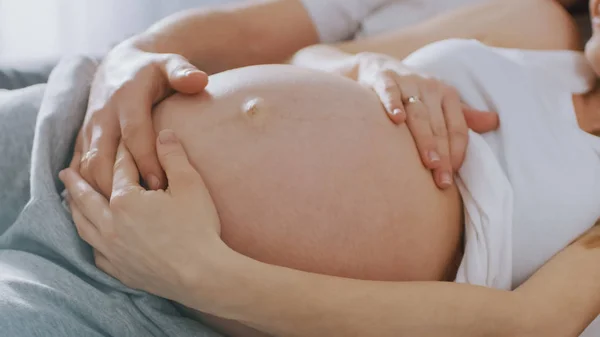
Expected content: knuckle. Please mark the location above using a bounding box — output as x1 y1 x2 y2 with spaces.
120 120 145 144
449 128 469 142
113 78 137 97
83 151 110 175
406 107 428 122
418 139 437 153
432 123 449 137
443 85 459 98
378 76 398 94
73 188 90 202
109 190 134 210
422 79 442 95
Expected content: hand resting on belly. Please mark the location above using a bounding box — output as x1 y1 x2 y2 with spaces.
153 64 463 283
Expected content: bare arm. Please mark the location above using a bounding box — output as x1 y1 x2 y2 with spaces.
338 0 580 58
63 125 600 337
133 0 318 75
292 0 580 70
76 0 319 198
184 226 600 337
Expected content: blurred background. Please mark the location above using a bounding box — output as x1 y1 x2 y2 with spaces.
0 0 592 65
0 0 240 63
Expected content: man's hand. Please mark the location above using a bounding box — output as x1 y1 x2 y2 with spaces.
72 40 209 197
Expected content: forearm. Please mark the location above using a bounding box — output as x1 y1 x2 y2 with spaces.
334 0 580 60
515 225 600 336
186 227 600 337
226 262 521 337
129 0 318 74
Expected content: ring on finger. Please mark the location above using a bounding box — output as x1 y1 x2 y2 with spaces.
405 95 422 104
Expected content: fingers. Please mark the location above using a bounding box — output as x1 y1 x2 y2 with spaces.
462 105 500 133
442 88 469 171
421 86 453 189
112 142 144 196
162 55 208 94
398 82 441 170
69 200 107 255
424 91 453 189
79 116 120 198
59 168 111 233
156 130 207 197
371 71 407 124
118 94 166 191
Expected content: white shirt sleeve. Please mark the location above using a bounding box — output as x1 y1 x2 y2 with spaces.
299 0 392 43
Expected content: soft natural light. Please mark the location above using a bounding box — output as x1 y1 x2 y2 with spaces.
0 0 62 62
0 0 239 63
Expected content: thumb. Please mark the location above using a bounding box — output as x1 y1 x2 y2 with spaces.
163 56 209 94
462 106 499 133
156 129 206 196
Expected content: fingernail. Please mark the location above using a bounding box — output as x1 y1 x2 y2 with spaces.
178 68 199 77
391 108 404 116
158 130 178 144
147 175 160 190
440 172 453 186
428 150 441 163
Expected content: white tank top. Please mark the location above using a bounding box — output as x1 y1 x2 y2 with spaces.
402 39 600 335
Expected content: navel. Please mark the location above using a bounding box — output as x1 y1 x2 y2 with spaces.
241 97 266 119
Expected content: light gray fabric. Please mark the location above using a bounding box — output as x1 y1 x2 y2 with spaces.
0 57 221 337
0 60 56 90
0 85 44 230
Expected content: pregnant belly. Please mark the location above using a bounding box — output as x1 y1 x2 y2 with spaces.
153 65 463 282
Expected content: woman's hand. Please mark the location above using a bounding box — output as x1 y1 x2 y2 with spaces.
73 39 209 197
347 52 499 189
61 130 224 302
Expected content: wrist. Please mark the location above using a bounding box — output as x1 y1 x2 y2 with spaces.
176 239 249 316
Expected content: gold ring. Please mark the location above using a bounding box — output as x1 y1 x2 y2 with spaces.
406 96 421 104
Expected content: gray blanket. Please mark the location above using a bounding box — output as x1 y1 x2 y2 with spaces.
0 57 221 337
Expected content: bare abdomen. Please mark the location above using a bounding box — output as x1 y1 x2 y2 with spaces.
153 65 463 282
